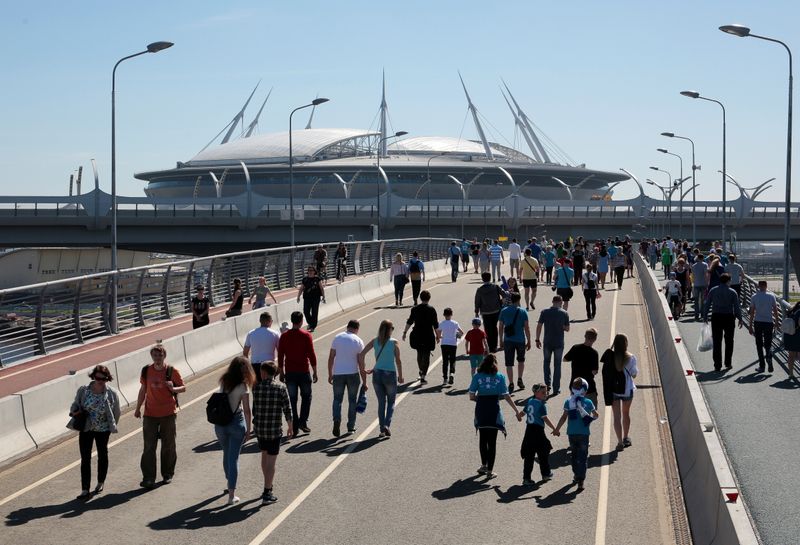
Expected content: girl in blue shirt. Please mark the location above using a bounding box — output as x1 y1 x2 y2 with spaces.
469 355 523 478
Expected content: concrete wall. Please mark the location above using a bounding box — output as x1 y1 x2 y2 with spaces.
0 267 410 467
635 254 758 545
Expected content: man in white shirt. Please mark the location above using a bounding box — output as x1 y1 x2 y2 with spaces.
726 254 744 300
508 238 522 279
748 281 779 372
244 312 281 382
327 320 366 436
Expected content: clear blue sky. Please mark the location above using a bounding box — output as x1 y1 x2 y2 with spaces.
1 0 796 202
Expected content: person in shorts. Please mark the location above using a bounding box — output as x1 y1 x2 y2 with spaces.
460 239 471 272
520 248 540 310
498 292 531 392
252 361 293 505
508 238 522 279
465 318 489 377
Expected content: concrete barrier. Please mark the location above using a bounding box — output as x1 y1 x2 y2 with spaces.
359 274 386 303
0 395 37 463
335 277 367 309
635 254 758 545
19 370 93 448
114 336 193 407
183 317 241 375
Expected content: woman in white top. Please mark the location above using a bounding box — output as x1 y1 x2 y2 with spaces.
215 356 255 504
581 264 599 320
600 334 638 451
389 252 410 306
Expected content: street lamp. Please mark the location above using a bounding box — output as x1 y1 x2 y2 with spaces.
646 179 669 237
414 179 434 258
289 97 330 248
374 131 408 239
720 24 793 301
658 148 685 238
447 173 482 240
662 132 699 243
649 166 672 234
680 90 728 249
110 40 173 334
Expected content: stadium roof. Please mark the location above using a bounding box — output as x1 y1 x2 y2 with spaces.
388 136 507 158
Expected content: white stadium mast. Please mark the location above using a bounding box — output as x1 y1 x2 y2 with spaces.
244 88 272 137
458 72 494 161
500 89 542 163
502 80 551 163
221 82 260 144
378 71 388 157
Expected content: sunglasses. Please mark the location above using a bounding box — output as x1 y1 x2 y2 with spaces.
94 376 109 381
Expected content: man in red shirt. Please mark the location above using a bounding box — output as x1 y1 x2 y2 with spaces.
278 311 318 437
134 344 186 489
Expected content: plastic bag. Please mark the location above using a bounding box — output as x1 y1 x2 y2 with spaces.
697 323 713 352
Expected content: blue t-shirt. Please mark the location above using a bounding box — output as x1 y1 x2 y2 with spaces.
554 266 574 288
373 339 397 372
529 243 542 259
449 246 461 258
607 245 618 258
563 397 596 436
525 397 547 427
499 305 528 343
469 372 508 396
460 241 471 255
544 250 556 267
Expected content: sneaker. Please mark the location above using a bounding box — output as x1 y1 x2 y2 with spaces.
757 366 765 373
541 473 553 482
262 490 277 505
379 430 386 438
419 377 427 385
448 376 454 385
162 476 173 484
332 420 341 438
384 427 391 438
94 482 104 494
477 465 488 475
616 442 625 452
77 490 90 500
346 427 357 434
768 364 774 373
576 480 585 491
140 480 155 490
507 383 514 393
443 376 449 385
517 378 525 390
299 425 311 433
227 496 240 505
522 478 536 486
485 471 498 479
623 437 632 448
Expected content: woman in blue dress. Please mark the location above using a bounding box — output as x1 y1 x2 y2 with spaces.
468 355 523 478
596 245 610 290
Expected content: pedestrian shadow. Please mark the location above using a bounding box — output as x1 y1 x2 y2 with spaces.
771 377 800 390
5 488 149 526
533 482 580 508
695 369 730 384
445 388 469 397
413 384 447 395
148 494 261 530
495 483 539 503
285 437 347 455
193 439 262 455
322 436 384 457
548 448 572 471
588 449 619 469
431 475 497 500
734 372 770 385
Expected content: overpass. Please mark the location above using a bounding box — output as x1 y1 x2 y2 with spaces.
0 188 798 253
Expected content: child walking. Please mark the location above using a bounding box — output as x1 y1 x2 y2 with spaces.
553 377 598 491
520 383 557 485
464 318 488 377
436 308 464 386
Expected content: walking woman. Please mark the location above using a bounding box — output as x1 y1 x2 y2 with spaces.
225 278 244 318
215 356 255 505
581 264 599 320
68 365 122 499
601 334 638 451
596 245 609 289
784 302 800 378
479 242 491 275
611 246 627 290
297 266 325 332
334 242 348 283
468 355 523 478
360 320 404 438
402 289 439 383
389 252 410 306
571 244 585 286
543 245 556 285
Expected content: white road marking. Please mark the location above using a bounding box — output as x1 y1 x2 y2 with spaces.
594 287 619 545
248 357 443 545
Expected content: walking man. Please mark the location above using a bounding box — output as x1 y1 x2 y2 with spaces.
327 320 366 436
252 361 293 505
703 273 744 371
691 254 708 320
748 280 780 373
474 272 506 353
134 344 186 489
447 241 462 282
535 295 571 395
278 311 318 435
460 238 471 273
408 251 426 306
489 239 505 283
508 238 522 279
498 292 531 392
563 328 600 407
244 312 280 382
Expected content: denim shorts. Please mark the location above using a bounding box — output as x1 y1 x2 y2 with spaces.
469 354 484 368
613 391 634 402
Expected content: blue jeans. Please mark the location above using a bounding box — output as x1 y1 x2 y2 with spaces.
332 373 361 429
285 371 313 429
372 369 398 430
450 257 460 281
569 434 590 481
490 261 502 282
692 286 706 319
542 344 564 392
214 411 246 491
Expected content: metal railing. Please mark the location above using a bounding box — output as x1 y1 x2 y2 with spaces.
0 238 452 367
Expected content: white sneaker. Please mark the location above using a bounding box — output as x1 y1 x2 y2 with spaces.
227 496 240 505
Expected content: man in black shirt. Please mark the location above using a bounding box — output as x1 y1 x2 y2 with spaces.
191 285 210 329
563 328 599 406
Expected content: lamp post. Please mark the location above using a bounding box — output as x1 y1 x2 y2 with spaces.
661 132 698 243
414 179 433 258
649 166 672 234
110 40 173 334
657 148 685 238
720 24 793 302
680 90 728 249
646 180 669 237
289 98 330 248
374 131 408 240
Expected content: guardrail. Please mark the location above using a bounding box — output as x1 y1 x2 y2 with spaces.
0 238 452 367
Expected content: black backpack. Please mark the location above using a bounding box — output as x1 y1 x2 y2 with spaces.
206 392 234 425
409 259 421 274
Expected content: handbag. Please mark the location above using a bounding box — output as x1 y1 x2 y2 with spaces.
504 307 520 337
67 387 87 431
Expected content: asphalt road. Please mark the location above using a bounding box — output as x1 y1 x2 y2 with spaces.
0 270 680 545
674 296 799 545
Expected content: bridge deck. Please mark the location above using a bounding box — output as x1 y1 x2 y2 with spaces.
0 273 682 545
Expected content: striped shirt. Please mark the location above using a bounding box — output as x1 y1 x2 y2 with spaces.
489 245 504 262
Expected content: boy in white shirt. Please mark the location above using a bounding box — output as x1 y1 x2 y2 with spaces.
436 308 464 386
663 272 683 318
